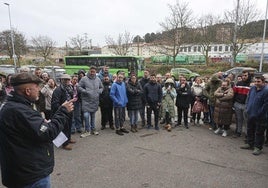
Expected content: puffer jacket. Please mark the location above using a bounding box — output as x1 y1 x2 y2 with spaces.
78 73 103 112
214 86 234 125
126 80 143 110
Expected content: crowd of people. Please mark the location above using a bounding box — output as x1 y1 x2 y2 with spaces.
0 65 268 187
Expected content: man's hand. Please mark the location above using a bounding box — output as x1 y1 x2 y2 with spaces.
62 99 75 113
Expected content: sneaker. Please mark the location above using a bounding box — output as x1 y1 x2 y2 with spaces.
91 130 99 135
222 130 228 137
116 130 124 136
214 128 222 134
155 126 160 130
120 128 129 133
100 126 106 130
110 125 115 130
147 125 152 129
80 131 91 138
240 144 253 150
252 147 262 155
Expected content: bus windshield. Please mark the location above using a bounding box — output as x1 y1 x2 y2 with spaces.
64 55 145 77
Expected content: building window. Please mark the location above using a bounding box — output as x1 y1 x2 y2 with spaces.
214 46 218 51
194 46 197 52
198 46 201 52
219 46 222 51
188 47 191 52
225 46 229 51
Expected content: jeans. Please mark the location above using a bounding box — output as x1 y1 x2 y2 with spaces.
84 111 96 131
23 176 51 188
114 107 125 129
71 101 82 132
128 110 139 125
233 102 247 134
209 105 216 129
247 118 266 149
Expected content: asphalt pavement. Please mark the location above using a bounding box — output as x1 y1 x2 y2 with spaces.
1 111 267 188
49 111 268 188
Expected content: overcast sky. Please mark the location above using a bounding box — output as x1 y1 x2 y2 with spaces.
0 0 266 47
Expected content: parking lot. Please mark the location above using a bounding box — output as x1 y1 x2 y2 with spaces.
47 111 268 188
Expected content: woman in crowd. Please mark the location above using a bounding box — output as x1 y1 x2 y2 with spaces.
214 80 234 137
41 78 57 120
191 77 204 125
126 74 143 132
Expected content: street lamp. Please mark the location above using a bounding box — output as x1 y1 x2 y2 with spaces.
259 0 268 72
4 2 17 72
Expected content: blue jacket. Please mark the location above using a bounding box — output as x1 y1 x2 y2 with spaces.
246 85 268 121
110 81 128 107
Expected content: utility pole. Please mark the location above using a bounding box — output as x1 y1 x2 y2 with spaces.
232 0 240 67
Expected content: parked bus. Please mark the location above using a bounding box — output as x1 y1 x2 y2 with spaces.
64 55 145 77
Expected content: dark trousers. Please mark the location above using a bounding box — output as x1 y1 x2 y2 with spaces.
177 107 189 125
139 102 146 123
100 106 113 127
147 104 159 127
209 105 216 129
62 119 72 146
114 107 125 130
247 118 266 149
218 124 230 130
192 112 201 121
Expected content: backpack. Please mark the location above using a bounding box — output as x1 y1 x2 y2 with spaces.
192 100 203 113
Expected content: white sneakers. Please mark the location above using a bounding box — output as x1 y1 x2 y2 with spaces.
214 128 228 137
214 128 223 134
80 130 99 138
80 131 91 138
222 130 228 137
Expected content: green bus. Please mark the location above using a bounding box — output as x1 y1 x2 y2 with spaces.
64 55 145 77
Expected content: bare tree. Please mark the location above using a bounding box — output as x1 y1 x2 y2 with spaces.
31 35 56 62
105 31 133 55
69 33 90 54
224 0 260 66
158 0 193 67
0 29 28 65
194 14 221 66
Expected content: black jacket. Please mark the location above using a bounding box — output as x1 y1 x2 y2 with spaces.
99 81 113 108
176 83 192 108
126 80 143 110
144 81 162 105
0 91 71 187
